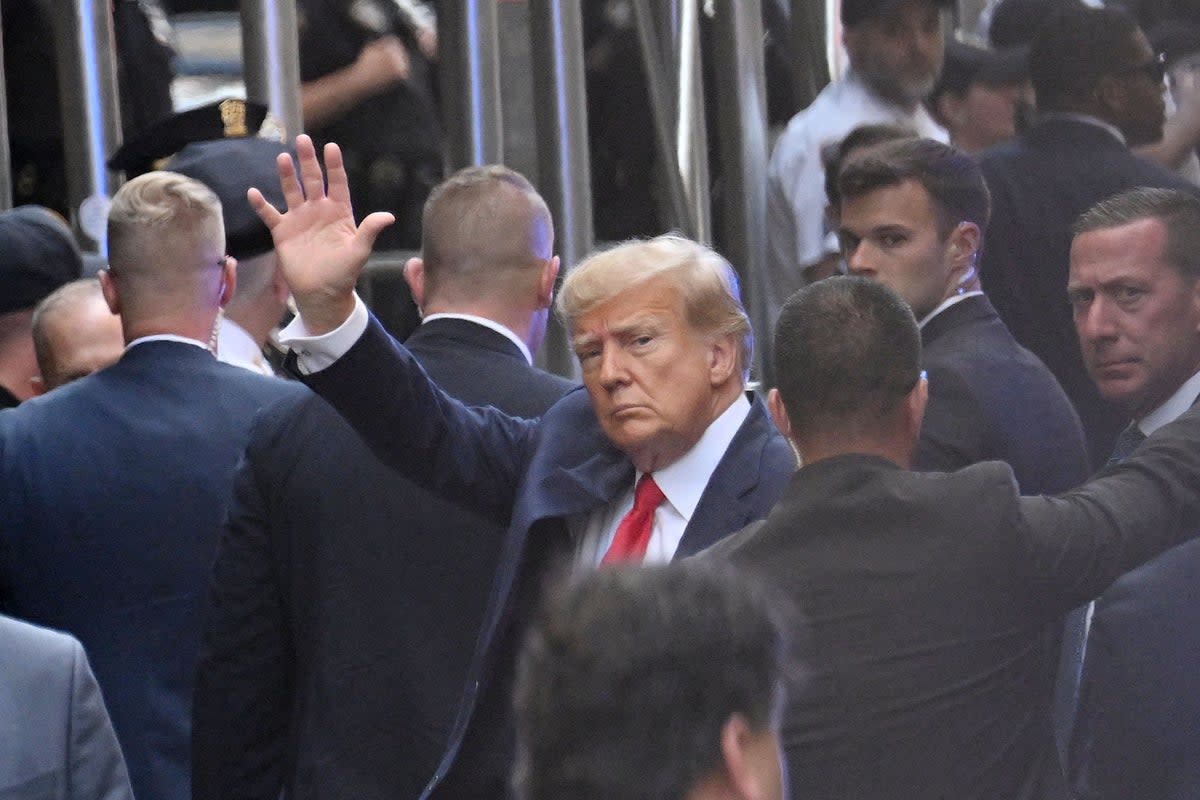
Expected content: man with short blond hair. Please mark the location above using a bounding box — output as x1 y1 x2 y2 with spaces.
0 171 300 800
245 135 793 798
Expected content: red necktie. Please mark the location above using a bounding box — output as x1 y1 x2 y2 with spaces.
602 474 666 564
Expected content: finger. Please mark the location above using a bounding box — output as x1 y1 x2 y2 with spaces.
356 211 396 251
248 187 282 229
297 134 328 202
324 142 353 207
277 149 305 210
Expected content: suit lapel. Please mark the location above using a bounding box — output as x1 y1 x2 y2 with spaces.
676 397 779 557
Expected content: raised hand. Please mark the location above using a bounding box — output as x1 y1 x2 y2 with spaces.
248 134 394 335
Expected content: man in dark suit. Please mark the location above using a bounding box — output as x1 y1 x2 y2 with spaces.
246 134 794 798
1065 188 1200 799
837 136 1088 493
0 171 302 800
699 276 1200 800
191 165 575 800
979 3 1200 468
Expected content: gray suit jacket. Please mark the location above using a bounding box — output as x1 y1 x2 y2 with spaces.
0 615 133 800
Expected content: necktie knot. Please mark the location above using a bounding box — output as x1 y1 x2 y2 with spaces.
1106 422 1147 467
632 473 666 511
602 475 666 564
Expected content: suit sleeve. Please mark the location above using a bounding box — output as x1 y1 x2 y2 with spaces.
1068 612 1162 800
67 639 135 800
192 430 291 800
300 314 536 521
1018 404 1200 612
913 365 984 473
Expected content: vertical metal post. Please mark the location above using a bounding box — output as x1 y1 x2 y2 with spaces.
677 0 710 243
440 0 504 169
630 0 696 238
712 0 769 379
528 0 592 378
240 0 304 140
0 12 11 211
790 0 830 108
51 0 122 251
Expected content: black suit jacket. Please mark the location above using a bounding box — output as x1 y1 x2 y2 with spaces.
296 314 795 798
700 404 1200 800
979 117 1200 468
916 294 1089 494
191 319 575 800
0 342 302 800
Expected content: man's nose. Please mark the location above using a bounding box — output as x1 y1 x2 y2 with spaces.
598 346 629 387
1077 297 1119 343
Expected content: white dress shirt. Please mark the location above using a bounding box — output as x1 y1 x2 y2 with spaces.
216 317 274 376
571 394 752 567
126 334 211 352
1137 368 1200 436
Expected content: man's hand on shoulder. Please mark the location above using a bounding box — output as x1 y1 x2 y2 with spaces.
248 134 394 335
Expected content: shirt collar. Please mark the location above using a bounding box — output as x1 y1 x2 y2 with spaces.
1037 112 1127 146
217 317 272 375
1139 368 1200 435
126 333 211 352
421 313 532 365
643 393 752 523
917 290 984 329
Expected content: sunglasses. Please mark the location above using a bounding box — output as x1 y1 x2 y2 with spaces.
1113 52 1167 84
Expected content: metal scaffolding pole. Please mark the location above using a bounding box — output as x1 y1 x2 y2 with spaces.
711 0 769 379
51 0 123 251
440 0 503 168
0 12 10 211
790 0 830 108
676 0 711 243
240 0 303 140
630 0 694 238
528 0 592 378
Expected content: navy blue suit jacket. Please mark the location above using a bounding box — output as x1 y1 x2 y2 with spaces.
0 341 302 800
979 117 1200 468
1069 538 1200 800
192 319 575 800
916 294 1089 495
301 315 795 798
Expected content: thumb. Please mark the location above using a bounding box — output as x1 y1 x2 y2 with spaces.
356 211 396 250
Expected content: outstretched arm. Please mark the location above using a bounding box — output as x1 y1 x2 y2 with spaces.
248 134 394 335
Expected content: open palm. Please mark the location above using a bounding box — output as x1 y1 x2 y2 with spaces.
249 134 394 333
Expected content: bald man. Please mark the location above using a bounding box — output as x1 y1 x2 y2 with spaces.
30 278 125 394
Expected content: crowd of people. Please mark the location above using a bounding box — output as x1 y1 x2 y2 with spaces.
4 0 1200 799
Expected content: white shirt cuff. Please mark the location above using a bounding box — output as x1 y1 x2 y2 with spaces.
277 293 369 375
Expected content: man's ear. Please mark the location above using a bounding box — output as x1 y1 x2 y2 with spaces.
219 256 238 307
718 714 781 800
947 221 981 281
538 255 561 309
98 268 120 315
403 257 426 311
767 388 793 440
707 333 739 386
1094 74 1126 116
905 372 929 441
30 375 47 396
